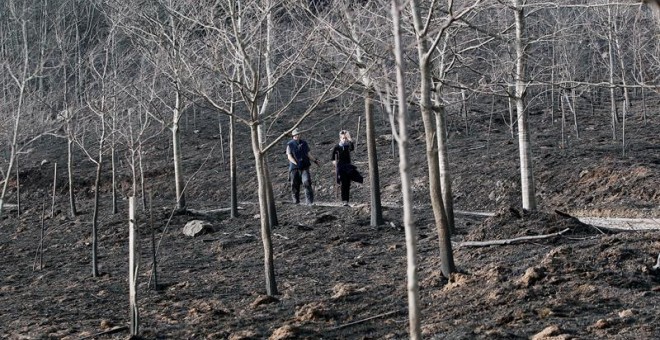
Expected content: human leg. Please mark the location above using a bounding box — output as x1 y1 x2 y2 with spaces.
290 169 301 203
301 169 314 204
340 176 351 203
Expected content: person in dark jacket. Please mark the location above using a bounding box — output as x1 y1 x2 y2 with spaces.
286 128 320 205
331 130 361 206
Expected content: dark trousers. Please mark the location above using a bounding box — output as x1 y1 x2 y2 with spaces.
290 168 314 204
339 175 351 202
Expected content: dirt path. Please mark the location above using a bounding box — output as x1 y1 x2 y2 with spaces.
574 216 660 231
453 208 660 231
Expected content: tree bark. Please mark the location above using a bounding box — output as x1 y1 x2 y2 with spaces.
251 125 277 296
172 88 186 210
409 0 455 276
513 0 537 211
364 87 384 226
392 1 421 338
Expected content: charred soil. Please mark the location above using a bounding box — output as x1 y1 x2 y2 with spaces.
0 100 659 339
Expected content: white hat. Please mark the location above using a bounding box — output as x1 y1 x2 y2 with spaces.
292 128 301 136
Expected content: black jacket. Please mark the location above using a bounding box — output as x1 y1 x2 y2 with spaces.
331 141 354 165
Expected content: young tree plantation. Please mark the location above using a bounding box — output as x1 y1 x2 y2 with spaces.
0 0 658 338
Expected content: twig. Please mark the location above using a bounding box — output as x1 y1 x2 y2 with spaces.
329 310 401 331
187 206 243 218
457 228 571 247
78 326 128 339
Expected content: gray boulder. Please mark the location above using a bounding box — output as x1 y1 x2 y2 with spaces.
182 220 213 237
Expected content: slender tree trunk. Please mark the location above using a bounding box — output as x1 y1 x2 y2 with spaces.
410 0 455 276
638 63 647 124
435 106 455 234
111 145 117 214
251 125 277 296
91 156 103 278
128 197 139 336
461 89 469 135
0 88 24 219
15 153 20 217
550 43 556 124
364 87 384 226
432 38 456 235
345 8 384 226
139 145 146 211
612 17 629 155
63 63 77 217
230 115 238 218
392 0 421 337
172 90 186 210
570 88 579 139
513 0 537 211
0 17 29 220
51 163 57 217
264 162 278 227
67 138 77 217
560 90 566 148
607 4 618 141
258 2 278 228
508 86 515 138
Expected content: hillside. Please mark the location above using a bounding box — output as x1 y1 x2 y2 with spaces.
0 94 658 339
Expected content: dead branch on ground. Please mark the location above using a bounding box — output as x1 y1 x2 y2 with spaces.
457 228 571 247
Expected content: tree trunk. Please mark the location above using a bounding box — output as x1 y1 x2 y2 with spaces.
345 6 384 227
612 16 629 155
250 125 277 296
91 156 102 278
111 115 117 214
513 0 537 211
67 138 77 217
111 146 117 214
15 154 20 217
435 106 455 235
560 90 566 148
264 161 278 227
607 4 618 141
364 87 384 226
172 90 186 210
128 197 139 336
392 1 421 337
229 115 238 218
0 17 29 219
410 0 455 277
139 146 146 211
0 85 23 219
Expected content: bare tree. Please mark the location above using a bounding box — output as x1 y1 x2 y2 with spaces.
408 0 482 276
334 2 386 226
0 0 42 218
512 0 537 211
75 25 119 277
390 2 421 338
171 0 353 296
115 0 195 211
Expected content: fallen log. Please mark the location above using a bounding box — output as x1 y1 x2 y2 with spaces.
328 310 401 331
457 228 571 247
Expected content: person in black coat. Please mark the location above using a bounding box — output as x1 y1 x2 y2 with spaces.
331 130 362 206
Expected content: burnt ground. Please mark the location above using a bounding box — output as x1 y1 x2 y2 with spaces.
0 96 659 339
